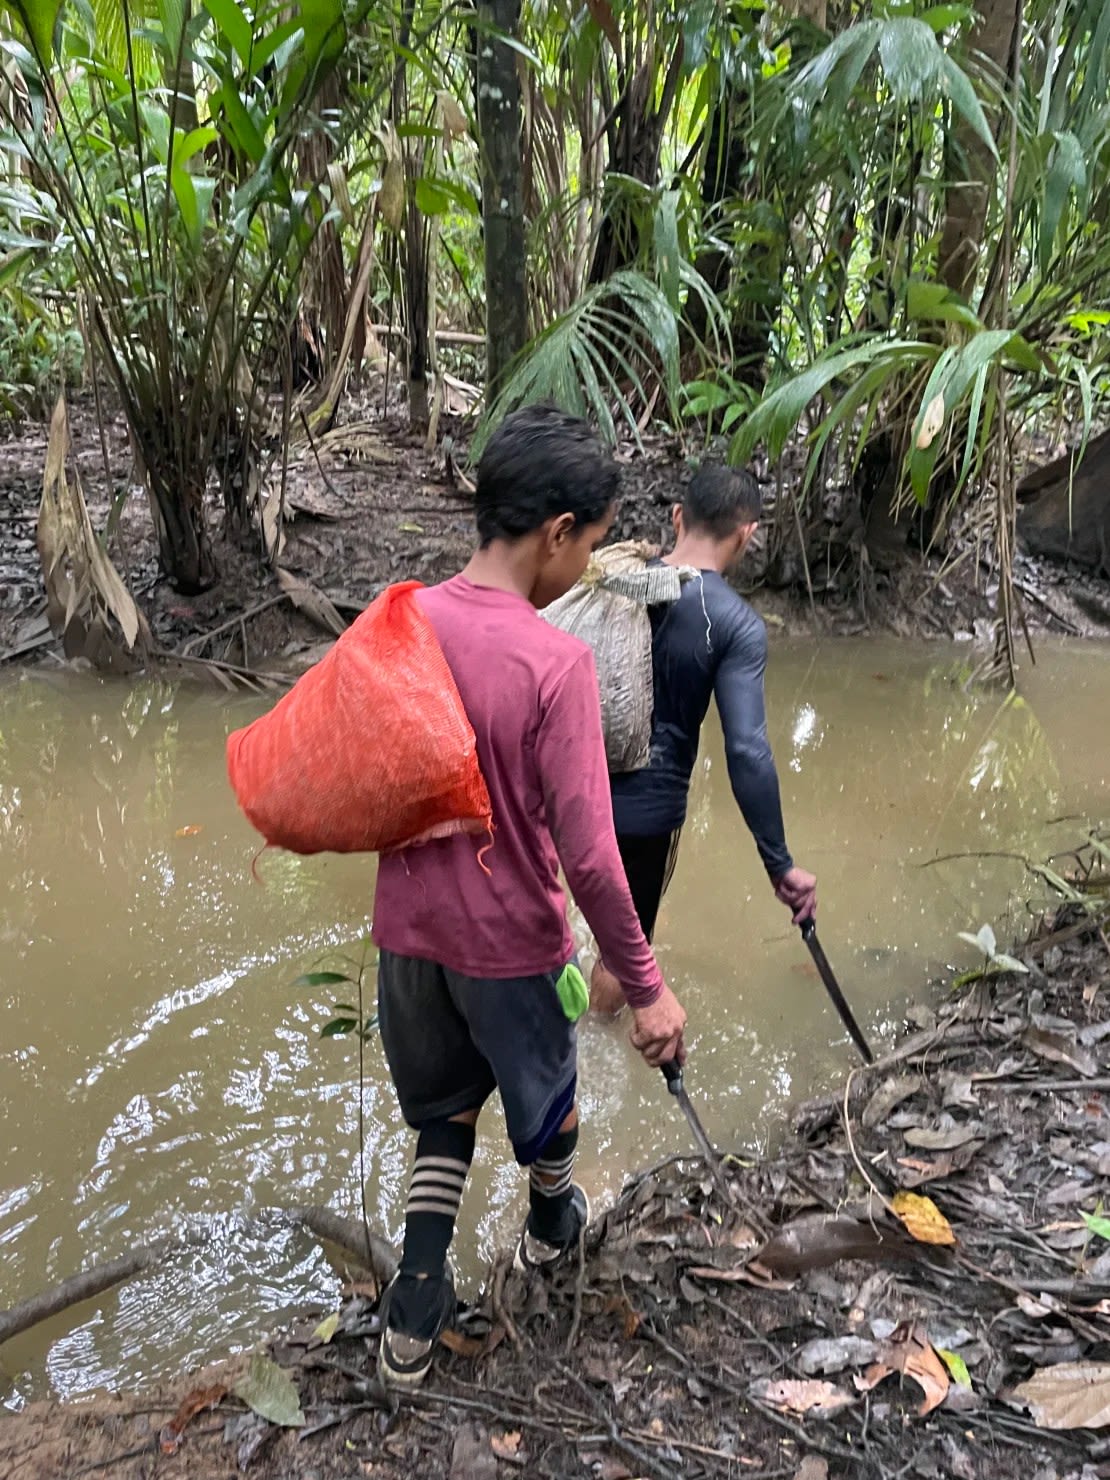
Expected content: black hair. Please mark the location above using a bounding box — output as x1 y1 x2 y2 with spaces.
681 464 762 539
475 404 618 547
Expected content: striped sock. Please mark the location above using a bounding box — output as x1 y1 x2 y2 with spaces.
400 1119 475 1272
527 1123 579 1245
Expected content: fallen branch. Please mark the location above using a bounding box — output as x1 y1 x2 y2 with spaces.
0 1207 397 1349
297 1205 399 1287
0 1242 171 1346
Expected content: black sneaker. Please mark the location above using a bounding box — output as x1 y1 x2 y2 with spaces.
378 1270 456 1388
513 1184 591 1273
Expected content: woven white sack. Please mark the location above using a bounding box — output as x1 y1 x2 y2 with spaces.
542 541 694 773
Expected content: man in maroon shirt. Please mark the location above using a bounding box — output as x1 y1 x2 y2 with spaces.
373 405 686 1385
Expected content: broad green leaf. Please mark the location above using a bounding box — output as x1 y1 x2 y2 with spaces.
905 280 980 330
250 17 303 71
5 0 62 62
320 1017 358 1037
204 0 253 64
990 953 1030 975
938 1349 971 1387
877 19 939 101
1082 1211 1110 1242
175 125 218 166
919 4 974 30
233 1353 305 1428
1039 131 1087 274
139 101 172 165
795 20 881 105
187 176 216 243
414 177 451 216
731 338 924 465
293 970 351 987
278 0 343 114
216 81 266 164
938 54 997 159
653 189 681 314
171 164 198 237
956 362 989 493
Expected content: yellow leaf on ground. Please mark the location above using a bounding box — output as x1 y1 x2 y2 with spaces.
313 1312 340 1344
891 1191 956 1246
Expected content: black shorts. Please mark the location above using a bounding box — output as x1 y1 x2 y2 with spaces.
376 950 584 1165
616 829 682 941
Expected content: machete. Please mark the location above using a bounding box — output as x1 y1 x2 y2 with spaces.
660 1059 734 1202
799 916 875 1064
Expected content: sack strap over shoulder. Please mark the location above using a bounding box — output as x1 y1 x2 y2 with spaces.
599 563 697 606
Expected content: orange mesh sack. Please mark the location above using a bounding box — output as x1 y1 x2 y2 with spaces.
226 581 492 855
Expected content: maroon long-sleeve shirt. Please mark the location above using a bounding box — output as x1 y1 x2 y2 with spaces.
372 576 664 1008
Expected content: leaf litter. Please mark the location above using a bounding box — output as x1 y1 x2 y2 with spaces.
2 872 1109 1479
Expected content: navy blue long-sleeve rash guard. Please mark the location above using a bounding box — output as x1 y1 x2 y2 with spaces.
609 568 793 879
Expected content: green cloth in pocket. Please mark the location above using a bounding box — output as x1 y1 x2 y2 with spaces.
555 961 589 1023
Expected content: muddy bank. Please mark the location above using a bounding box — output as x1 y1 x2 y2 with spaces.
3 398 1110 674
4 844 1110 1478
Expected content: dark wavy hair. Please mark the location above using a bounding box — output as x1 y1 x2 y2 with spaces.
475 404 618 547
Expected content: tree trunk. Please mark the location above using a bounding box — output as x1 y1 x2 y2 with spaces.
938 0 1022 302
476 0 528 398
684 86 783 386
587 39 685 286
1016 428 1110 575
295 72 347 389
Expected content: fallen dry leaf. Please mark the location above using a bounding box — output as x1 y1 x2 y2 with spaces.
795 1335 878 1376
439 1325 506 1360
862 1075 924 1130
276 568 348 637
751 1378 855 1417
1010 1362 1110 1429
891 1191 957 1247
490 1430 523 1460
903 1125 979 1151
1022 1027 1098 1079
794 1460 829 1480
856 1322 950 1415
159 1384 227 1453
601 1293 642 1340
895 1155 959 1190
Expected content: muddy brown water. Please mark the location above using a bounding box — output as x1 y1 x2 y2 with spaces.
1 638 1108 1403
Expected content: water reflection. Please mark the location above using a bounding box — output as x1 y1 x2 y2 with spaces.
0 640 1107 1400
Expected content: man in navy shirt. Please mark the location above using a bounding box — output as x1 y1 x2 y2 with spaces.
591 464 818 1014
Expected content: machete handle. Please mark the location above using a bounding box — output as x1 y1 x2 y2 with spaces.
661 1059 683 1095
799 915 816 942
